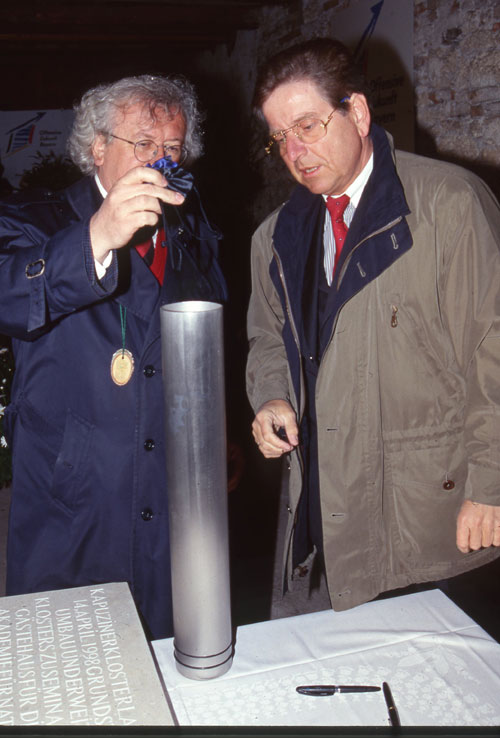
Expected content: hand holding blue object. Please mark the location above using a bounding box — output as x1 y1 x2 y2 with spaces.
147 156 194 197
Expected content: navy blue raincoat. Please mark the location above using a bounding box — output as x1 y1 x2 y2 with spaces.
0 176 227 639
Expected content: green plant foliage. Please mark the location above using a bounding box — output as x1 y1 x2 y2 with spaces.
19 150 81 191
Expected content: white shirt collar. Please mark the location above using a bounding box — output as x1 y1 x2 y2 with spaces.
95 174 107 198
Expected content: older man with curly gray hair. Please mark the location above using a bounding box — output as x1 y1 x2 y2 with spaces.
0 73 227 640
68 73 205 267
68 74 204 173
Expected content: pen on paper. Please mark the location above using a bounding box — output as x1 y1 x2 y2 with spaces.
296 685 381 696
382 681 401 727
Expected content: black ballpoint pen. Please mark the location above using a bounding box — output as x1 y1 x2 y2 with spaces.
382 681 401 727
296 685 381 696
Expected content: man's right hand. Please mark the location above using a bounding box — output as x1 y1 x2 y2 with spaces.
252 399 299 458
90 165 185 264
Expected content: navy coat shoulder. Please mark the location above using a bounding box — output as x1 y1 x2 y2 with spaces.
0 176 227 639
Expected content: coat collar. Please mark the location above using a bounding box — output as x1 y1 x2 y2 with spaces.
271 125 413 360
274 125 410 259
64 176 103 222
346 124 410 249
273 124 412 285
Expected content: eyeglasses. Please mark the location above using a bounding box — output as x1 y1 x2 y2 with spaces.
265 109 337 155
265 109 336 155
109 133 188 165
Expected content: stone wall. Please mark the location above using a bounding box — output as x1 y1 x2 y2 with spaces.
414 0 499 194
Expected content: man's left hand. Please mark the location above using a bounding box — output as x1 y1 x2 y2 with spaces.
456 500 500 553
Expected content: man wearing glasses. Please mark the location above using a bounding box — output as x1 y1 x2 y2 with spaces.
0 75 226 639
247 38 500 615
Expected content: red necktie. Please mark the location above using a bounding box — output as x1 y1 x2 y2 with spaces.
326 194 350 276
136 228 167 285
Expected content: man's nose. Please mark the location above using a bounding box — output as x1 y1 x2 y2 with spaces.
284 133 307 161
151 143 169 160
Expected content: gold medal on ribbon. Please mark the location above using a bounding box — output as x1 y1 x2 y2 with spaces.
111 348 135 386
111 304 134 386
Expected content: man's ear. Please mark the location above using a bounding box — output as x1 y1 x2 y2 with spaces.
349 93 371 139
91 134 107 167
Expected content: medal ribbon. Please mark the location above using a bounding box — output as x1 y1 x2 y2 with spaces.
120 305 127 356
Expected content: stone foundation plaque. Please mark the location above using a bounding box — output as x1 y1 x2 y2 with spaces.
0 582 175 726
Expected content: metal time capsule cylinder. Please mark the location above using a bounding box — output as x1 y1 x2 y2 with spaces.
160 301 233 680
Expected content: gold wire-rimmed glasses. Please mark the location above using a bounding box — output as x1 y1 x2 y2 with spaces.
263 95 358 157
265 109 336 155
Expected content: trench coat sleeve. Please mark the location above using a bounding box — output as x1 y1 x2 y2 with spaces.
246 211 294 414
0 202 117 338
437 174 500 506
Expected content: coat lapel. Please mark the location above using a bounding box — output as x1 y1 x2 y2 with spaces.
318 125 413 353
64 176 103 221
273 187 325 359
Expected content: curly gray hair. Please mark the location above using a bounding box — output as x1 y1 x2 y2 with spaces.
67 74 204 174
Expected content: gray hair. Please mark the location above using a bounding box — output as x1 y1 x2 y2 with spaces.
67 74 204 174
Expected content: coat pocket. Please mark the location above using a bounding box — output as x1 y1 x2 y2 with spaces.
386 440 466 565
51 409 94 513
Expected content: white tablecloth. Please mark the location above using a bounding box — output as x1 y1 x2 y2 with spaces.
152 589 500 726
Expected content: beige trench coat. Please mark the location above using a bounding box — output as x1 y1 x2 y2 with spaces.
247 148 500 611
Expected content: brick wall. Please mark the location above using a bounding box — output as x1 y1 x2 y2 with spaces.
414 0 500 196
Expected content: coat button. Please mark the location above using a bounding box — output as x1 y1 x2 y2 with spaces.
144 365 156 378
443 479 455 490
141 508 154 521
144 438 155 451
